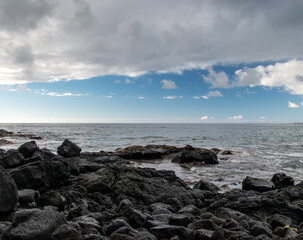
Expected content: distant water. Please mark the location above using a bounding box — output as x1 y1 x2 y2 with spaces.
1 123 303 190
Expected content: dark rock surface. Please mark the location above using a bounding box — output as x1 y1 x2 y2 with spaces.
271 172 294 189
0 166 18 215
57 139 82 157
2 209 66 240
0 149 25 169
242 176 274 192
0 139 302 240
172 149 218 164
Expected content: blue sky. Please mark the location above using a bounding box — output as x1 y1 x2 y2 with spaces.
0 0 303 123
1 63 302 123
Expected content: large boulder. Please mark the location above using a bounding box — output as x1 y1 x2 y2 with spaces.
10 160 70 192
271 173 294 189
242 176 274 192
172 149 218 164
57 139 81 158
83 168 116 193
18 141 39 159
0 150 25 169
193 179 220 193
0 166 18 214
2 209 67 240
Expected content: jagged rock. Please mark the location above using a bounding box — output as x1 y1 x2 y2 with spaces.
178 205 201 216
250 223 272 237
37 191 66 210
0 129 13 137
122 207 147 228
0 166 18 214
51 224 83 240
103 218 132 236
84 168 115 193
57 139 82 158
18 189 40 208
271 173 294 189
2 209 66 240
10 160 70 192
193 179 220 193
242 176 274 192
0 139 14 146
0 149 6 155
0 149 25 169
75 216 102 235
267 214 292 229
172 149 218 164
18 141 39 158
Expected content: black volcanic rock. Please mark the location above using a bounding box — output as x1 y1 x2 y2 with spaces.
271 172 294 189
0 149 25 169
57 139 82 158
2 209 66 240
18 141 39 158
172 149 218 164
193 179 220 193
0 166 18 215
242 176 274 192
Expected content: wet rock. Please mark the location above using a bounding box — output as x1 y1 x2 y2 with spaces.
51 224 83 240
57 139 82 158
18 141 39 159
172 149 218 164
221 150 233 155
0 129 14 137
117 146 163 160
193 179 220 193
150 202 175 213
211 228 251 240
271 172 294 189
0 139 14 146
18 189 40 208
242 176 274 192
150 225 194 240
0 166 18 215
284 228 298 239
2 209 66 240
0 149 25 169
37 191 66 210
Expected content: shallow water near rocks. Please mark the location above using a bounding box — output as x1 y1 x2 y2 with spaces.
1 123 303 189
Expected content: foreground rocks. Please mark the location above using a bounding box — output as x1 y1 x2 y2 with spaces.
0 139 302 240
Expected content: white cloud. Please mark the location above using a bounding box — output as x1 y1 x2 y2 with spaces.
43 92 88 97
288 101 300 108
105 95 113 98
138 96 146 99
229 115 243 120
0 84 29 92
193 96 200 99
301 102 303 106
234 60 303 95
162 96 183 99
201 116 208 120
259 116 267 119
0 1 303 85
203 68 230 88
161 79 177 89
125 79 135 84
202 90 223 99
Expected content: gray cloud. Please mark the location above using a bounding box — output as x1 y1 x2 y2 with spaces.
0 0 303 85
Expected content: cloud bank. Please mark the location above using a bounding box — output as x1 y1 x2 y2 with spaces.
0 0 303 85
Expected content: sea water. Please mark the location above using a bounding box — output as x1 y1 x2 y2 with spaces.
1 123 303 190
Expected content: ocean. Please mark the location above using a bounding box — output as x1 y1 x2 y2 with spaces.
1 123 303 190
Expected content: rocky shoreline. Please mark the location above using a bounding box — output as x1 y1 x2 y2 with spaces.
0 137 303 240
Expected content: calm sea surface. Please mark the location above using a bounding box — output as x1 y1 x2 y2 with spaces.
1 123 303 189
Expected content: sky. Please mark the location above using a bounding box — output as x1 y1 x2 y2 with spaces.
0 0 303 123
